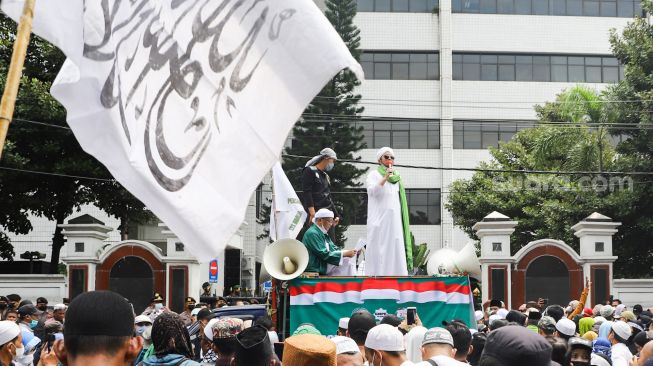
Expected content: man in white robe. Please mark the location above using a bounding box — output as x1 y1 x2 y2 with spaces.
364 147 410 276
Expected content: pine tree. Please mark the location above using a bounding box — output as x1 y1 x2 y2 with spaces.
281 0 367 246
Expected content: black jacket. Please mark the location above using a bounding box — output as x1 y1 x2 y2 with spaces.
301 166 337 216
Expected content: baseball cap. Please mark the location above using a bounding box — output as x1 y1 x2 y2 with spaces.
17 304 42 316
330 336 360 355
134 315 152 325
422 327 454 347
555 318 576 337
617 310 636 322
538 316 556 333
611 321 632 341
364 324 404 352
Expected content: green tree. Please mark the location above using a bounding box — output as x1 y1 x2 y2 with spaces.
445 85 653 276
603 0 653 277
281 0 367 245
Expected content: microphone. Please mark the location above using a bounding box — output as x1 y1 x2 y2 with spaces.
388 162 393 175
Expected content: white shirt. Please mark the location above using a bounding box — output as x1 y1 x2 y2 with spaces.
611 342 632 366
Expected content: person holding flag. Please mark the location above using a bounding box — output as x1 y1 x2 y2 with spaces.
302 208 356 275
365 147 411 276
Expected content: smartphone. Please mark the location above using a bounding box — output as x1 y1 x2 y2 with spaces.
407 307 416 325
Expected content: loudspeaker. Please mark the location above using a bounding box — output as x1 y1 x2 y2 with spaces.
426 243 481 279
262 238 309 281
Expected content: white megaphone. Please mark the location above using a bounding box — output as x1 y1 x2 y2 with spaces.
426 243 481 279
262 238 310 281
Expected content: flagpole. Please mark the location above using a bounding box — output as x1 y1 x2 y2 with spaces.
0 0 36 159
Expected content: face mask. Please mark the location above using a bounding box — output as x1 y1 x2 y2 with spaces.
326 162 334 171
571 362 590 366
14 345 24 360
30 320 38 328
154 303 163 311
135 325 147 336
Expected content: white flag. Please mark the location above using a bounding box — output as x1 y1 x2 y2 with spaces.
1 0 363 261
269 162 306 241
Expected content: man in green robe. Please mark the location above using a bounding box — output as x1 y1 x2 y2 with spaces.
302 208 356 275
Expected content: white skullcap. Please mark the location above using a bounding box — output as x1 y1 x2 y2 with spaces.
365 324 405 352
556 318 576 337
376 147 394 161
313 208 334 223
611 321 632 341
134 315 152 324
191 308 202 316
0 321 20 345
474 310 484 321
339 317 350 329
497 308 509 319
53 304 67 311
330 336 360 355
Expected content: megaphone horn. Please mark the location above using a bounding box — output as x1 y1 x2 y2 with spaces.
453 242 482 279
263 238 309 281
426 243 481 279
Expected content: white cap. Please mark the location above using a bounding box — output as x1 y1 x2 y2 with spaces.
134 315 153 324
488 314 501 324
330 336 360 355
339 317 350 329
474 310 484 321
611 321 632 341
556 318 576 337
204 318 220 341
313 208 334 223
591 353 612 366
497 308 509 319
376 147 395 161
53 304 67 311
614 304 626 317
191 308 202 316
594 316 606 324
364 324 405 352
0 321 20 345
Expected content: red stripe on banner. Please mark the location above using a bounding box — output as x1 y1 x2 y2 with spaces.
289 278 470 296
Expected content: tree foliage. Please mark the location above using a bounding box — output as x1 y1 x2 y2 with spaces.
280 0 367 245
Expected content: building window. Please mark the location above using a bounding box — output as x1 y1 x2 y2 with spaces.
255 184 263 220
492 242 502 251
454 120 535 149
350 188 441 225
453 53 624 83
357 0 438 12
175 242 184 252
595 242 605 252
74 242 84 253
452 0 641 17
357 119 440 149
361 52 439 80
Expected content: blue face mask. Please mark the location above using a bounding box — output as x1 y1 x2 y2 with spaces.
29 320 38 328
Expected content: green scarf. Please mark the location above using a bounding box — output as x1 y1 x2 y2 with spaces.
377 165 413 272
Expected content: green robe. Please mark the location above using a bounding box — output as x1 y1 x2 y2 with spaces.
302 223 342 274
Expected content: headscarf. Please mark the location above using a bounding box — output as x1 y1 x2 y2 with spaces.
151 312 194 359
598 321 613 339
376 147 394 161
592 337 612 358
305 148 337 167
404 326 427 363
579 317 595 336
582 331 598 341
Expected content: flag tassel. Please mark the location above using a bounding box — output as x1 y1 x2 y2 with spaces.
0 0 36 159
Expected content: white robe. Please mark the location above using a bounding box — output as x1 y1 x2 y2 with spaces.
365 169 408 276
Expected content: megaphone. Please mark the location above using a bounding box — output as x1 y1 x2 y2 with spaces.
427 243 481 279
262 238 309 281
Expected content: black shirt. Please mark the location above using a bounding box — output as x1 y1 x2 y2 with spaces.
301 166 337 216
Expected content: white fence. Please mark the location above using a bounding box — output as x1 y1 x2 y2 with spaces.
612 279 653 307
0 275 67 303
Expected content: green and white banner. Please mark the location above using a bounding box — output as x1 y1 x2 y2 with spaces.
289 276 475 336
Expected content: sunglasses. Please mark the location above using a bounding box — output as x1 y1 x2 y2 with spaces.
383 155 395 160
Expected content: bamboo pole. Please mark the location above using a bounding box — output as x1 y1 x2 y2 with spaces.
0 0 37 159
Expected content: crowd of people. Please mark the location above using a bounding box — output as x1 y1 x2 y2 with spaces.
1 290 652 366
